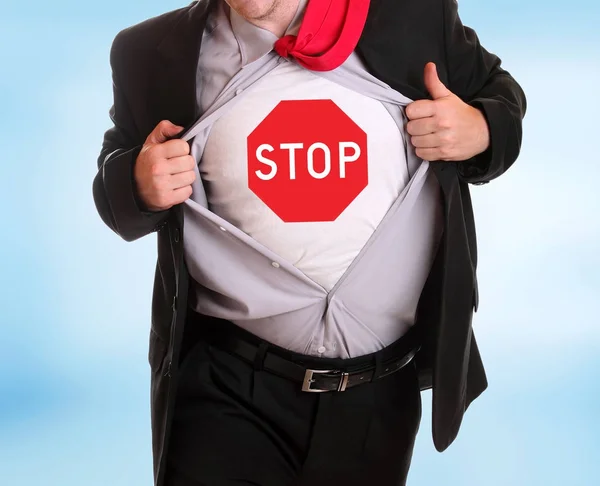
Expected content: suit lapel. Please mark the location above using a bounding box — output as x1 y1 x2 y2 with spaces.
149 0 218 131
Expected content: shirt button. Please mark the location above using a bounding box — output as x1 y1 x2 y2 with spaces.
219 226 227 232
317 346 326 354
235 88 243 96
271 262 280 268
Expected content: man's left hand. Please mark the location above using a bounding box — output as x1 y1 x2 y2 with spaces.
406 62 490 162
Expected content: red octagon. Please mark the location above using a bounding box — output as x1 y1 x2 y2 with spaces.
247 99 368 222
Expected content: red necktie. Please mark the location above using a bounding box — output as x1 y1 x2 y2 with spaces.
274 0 371 72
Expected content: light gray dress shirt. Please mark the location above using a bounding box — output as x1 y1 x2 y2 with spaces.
181 1 444 359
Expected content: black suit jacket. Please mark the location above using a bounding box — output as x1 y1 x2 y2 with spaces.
92 1 526 484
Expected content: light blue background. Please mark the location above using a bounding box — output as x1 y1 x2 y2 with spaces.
1 0 599 484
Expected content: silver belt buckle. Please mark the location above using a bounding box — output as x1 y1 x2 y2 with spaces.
302 369 350 393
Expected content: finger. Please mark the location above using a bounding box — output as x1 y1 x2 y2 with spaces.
166 155 196 174
168 170 197 190
159 139 191 159
405 100 436 120
147 120 184 145
424 62 452 100
415 147 443 161
170 184 194 205
406 117 438 136
410 134 441 149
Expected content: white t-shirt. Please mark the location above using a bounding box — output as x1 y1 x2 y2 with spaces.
200 61 407 291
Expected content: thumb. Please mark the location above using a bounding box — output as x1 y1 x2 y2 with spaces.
147 120 184 145
424 62 452 100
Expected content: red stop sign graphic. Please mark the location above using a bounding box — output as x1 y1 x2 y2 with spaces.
247 99 368 222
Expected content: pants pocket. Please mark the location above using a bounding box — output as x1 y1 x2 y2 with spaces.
362 361 422 483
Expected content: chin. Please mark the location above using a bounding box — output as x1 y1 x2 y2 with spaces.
225 0 278 20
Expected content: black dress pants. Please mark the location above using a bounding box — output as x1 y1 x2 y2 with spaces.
166 323 422 486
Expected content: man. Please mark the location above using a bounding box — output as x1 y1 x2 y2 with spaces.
92 0 526 485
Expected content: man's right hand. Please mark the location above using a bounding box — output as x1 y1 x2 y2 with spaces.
133 120 197 212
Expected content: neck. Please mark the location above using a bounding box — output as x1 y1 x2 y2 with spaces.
237 0 300 37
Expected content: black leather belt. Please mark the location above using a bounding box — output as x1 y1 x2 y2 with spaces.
187 312 421 393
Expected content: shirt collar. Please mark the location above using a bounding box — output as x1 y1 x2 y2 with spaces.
228 0 308 66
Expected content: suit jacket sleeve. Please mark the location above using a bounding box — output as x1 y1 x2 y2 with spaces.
92 33 169 242
442 0 527 184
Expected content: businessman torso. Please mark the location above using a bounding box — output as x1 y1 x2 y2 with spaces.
94 0 525 483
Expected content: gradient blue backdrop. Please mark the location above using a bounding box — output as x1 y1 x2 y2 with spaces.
1 0 599 484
